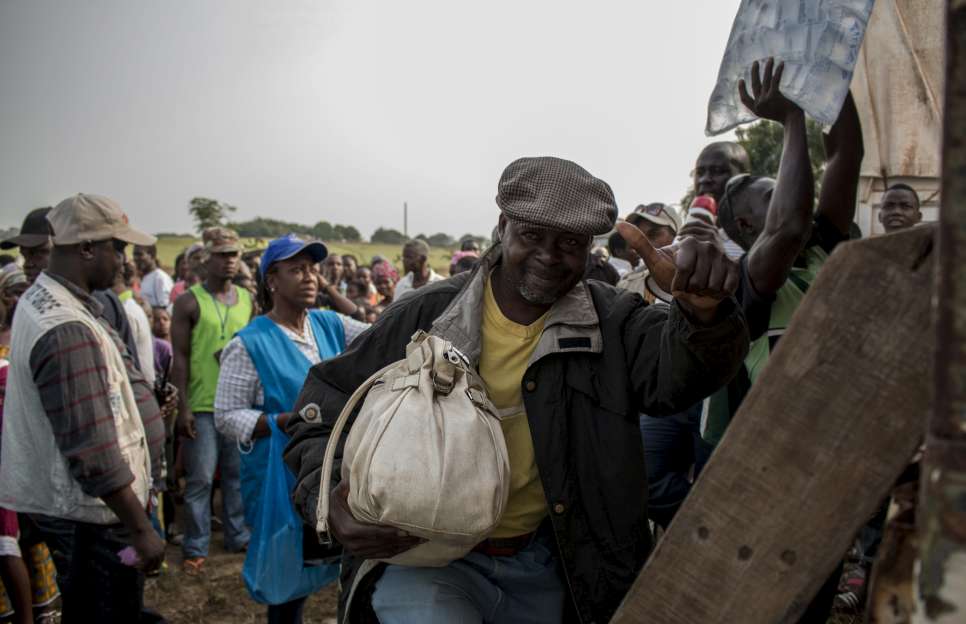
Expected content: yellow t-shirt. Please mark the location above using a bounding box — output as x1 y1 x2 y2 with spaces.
480 277 549 538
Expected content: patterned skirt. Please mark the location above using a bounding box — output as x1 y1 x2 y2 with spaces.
0 541 60 617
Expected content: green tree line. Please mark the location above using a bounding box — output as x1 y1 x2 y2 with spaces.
187 197 361 241
187 197 483 245
229 216 362 242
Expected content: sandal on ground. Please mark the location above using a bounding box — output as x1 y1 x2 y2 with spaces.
182 557 206 576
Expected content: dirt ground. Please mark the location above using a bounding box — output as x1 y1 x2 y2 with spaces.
141 541 862 624
143 542 339 624
140 499 860 624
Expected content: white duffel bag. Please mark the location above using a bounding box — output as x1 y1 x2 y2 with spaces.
316 331 510 567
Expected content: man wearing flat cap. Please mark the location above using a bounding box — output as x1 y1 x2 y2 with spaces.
0 194 167 621
285 157 749 623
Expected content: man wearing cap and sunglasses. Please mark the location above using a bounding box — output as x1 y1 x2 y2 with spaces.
626 203 680 249
285 156 749 624
616 203 682 301
0 194 167 622
171 227 253 575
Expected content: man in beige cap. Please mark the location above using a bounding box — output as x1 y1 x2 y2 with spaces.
0 194 166 622
625 203 680 248
615 204 681 302
285 156 749 623
171 226 252 574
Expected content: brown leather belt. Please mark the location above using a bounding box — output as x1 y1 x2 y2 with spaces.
472 532 535 557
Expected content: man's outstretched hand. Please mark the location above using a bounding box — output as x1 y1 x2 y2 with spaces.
738 57 801 123
616 222 738 323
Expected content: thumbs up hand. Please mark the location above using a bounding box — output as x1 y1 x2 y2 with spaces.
616 222 739 323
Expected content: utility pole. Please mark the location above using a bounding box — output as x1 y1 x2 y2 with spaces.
915 1 966 621
403 202 408 239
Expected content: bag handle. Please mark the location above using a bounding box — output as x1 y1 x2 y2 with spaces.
405 333 459 394
315 360 398 542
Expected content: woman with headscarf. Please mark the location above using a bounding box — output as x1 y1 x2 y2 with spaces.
448 250 479 276
0 270 28 359
371 260 399 307
214 234 368 623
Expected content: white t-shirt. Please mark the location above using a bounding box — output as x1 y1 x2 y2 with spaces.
394 269 445 301
140 268 173 309
123 298 156 386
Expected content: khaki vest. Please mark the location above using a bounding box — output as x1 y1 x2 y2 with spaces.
0 273 151 524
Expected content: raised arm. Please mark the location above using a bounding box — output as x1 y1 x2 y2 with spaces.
742 59 816 295
317 273 360 317
817 90 864 238
170 292 198 439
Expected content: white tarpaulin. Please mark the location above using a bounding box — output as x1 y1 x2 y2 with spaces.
852 0 944 236
852 0 944 181
706 0 875 136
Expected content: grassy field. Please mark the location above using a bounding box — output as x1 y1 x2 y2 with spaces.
156 236 457 274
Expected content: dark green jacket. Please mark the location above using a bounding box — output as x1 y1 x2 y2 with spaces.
284 247 749 623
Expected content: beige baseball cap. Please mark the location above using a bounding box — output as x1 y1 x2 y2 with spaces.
626 203 681 234
47 194 156 246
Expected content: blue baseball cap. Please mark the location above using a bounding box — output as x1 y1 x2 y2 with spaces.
260 234 328 278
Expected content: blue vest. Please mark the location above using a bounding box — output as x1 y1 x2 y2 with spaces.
235 310 344 604
238 310 345 414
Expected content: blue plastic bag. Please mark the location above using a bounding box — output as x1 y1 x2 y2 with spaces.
240 416 338 605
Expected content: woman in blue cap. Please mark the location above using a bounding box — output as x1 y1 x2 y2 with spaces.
214 234 369 623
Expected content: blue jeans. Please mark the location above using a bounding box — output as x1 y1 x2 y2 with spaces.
640 402 712 529
181 412 250 558
371 535 565 624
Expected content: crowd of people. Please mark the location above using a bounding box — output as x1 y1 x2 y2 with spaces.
0 56 928 624
0 191 489 623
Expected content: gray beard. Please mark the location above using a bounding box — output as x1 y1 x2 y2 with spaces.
517 281 559 306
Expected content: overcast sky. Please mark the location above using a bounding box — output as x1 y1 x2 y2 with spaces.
0 1 740 239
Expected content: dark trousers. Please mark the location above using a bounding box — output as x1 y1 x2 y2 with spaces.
27 514 75 594
640 403 712 529
61 521 146 624
267 596 307 624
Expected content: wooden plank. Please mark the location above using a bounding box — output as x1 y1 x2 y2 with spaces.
914 1 966 621
612 225 935 624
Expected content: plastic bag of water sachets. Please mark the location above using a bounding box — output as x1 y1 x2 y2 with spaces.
706 0 874 135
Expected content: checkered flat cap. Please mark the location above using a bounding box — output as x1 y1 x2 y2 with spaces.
496 157 617 236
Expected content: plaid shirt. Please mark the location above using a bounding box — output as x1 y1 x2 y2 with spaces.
28 273 166 498
214 314 368 443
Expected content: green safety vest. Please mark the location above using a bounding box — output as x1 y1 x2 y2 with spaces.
187 284 252 413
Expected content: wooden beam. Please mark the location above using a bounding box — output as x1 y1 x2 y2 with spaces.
612 225 934 623
914 1 966 621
